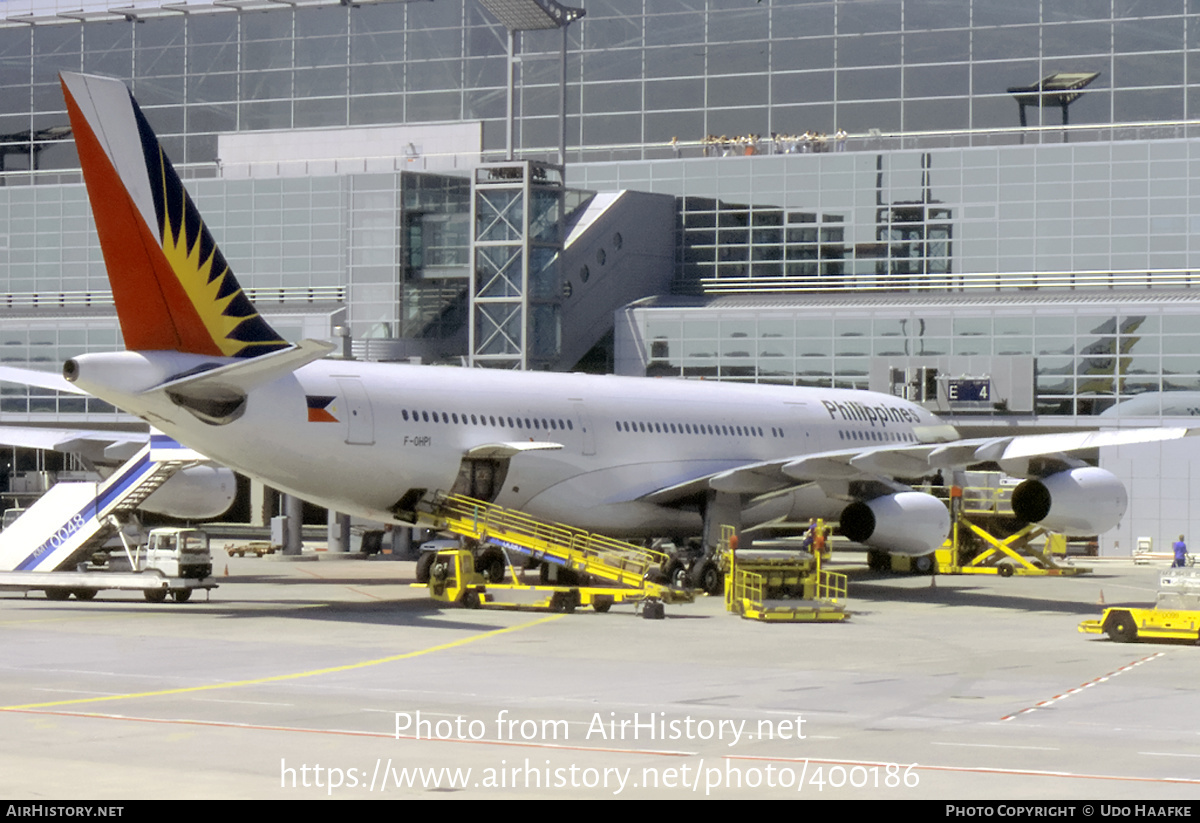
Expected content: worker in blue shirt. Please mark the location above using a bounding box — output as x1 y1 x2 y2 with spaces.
1172 535 1188 568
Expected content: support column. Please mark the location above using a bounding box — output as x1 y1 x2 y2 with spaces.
326 510 351 553
249 480 270 528
283 494 304 556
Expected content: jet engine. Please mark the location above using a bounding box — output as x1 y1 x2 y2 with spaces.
839 491 950 556
1010 466 1127 535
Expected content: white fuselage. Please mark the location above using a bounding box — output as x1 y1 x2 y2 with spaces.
68 352 942 537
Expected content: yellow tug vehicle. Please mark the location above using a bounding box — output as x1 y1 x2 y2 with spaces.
1079 569 1200 643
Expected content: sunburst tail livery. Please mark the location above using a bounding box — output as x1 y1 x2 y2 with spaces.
61 72 289 359
54 72 1192 566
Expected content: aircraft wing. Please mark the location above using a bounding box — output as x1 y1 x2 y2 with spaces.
641 426 1197 505
0 425 147 464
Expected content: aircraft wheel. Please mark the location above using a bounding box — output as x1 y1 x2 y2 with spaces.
415 552 435 584
476 548 506 583
866 550 890 572
1105 611 1137 643
44 588 71 601
664 559 689 589
912 554 934 575
691 560 723 596
172 589 192 603
72 589 97 601
144 589 168 603
550 591 577 614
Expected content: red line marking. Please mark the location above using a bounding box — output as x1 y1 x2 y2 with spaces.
2 708 691 757
1000 652 1164 721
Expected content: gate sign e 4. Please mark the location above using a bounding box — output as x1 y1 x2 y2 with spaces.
946 378 991 404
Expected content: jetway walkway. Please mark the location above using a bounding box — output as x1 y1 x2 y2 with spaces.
415 493 693 607
0 435 205 574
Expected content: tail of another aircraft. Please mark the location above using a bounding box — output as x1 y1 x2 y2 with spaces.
61 72 289 359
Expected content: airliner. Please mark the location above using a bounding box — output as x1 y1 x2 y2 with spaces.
46 72 1191 560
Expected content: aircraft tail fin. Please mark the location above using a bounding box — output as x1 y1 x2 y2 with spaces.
60 72 289 359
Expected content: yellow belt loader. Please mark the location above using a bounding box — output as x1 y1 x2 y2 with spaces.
416 494 693 619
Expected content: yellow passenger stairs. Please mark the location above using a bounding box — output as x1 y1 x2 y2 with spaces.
414 493 693 618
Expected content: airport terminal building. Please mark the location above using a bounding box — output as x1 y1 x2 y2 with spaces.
2 0 1199 551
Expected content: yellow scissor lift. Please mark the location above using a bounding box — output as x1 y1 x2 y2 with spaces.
933 485 1090 577
413 493 693 619
719 525 849 622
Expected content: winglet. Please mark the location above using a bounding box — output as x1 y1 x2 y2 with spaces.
60 72 289 359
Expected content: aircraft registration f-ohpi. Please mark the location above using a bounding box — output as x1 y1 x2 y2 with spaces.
46 72 1192 559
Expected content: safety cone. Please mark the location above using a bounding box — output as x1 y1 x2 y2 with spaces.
1097 589 1105 605
929 574 937 589
224 564 229 577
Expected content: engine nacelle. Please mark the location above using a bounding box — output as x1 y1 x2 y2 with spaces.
1010 466 1127 535
140 465 237 520
839 491 950 556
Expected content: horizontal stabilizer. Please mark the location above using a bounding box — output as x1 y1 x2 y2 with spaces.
0 365 89 396
153 340 335 397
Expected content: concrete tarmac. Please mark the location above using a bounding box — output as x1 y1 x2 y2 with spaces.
0 553 1197 800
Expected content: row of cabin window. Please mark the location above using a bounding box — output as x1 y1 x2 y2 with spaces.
401 409 574 432
838 428 917 443
616 420 784 438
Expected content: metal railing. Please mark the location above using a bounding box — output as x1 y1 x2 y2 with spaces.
421 493 670 591
0 285 345 310
699 269 1200 296
733 566 847 606
8 117 1200 187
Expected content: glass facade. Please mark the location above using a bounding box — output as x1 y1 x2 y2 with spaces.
621 294 1200 416
0 170 470 327
4 1 1200 173
571 139 1200 292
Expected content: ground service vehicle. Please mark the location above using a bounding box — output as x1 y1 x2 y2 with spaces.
1079 569 1200 643
0 526 216 603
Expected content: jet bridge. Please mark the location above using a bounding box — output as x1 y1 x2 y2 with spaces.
0 435 206 574
414 493 693 617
